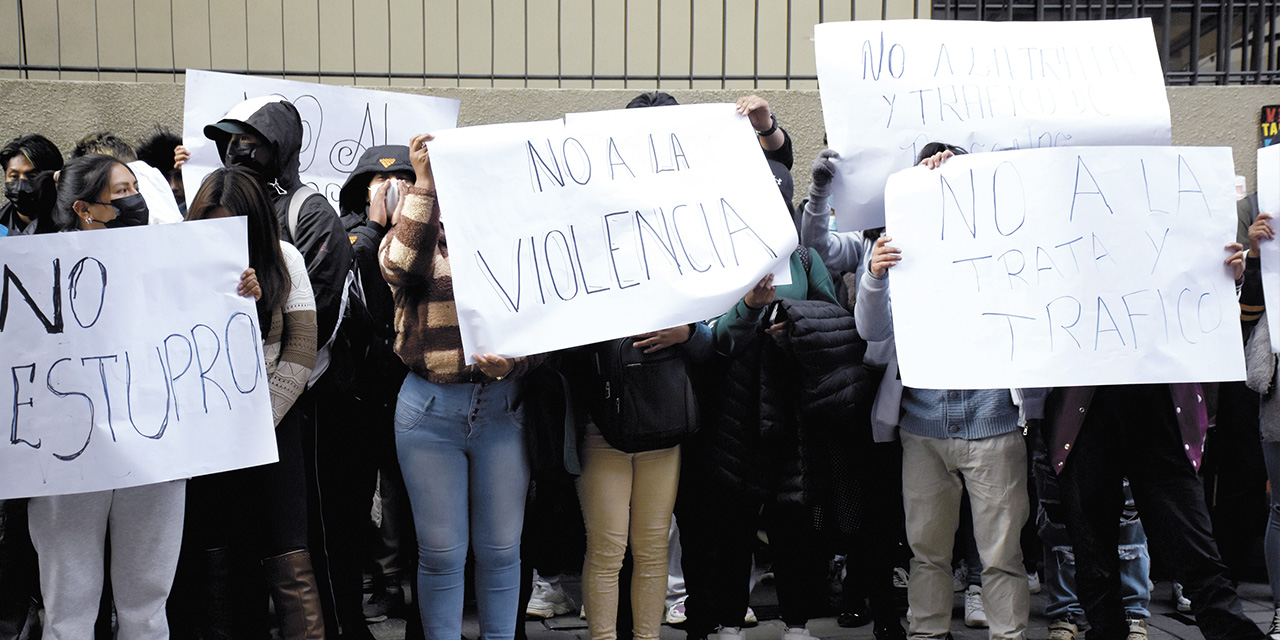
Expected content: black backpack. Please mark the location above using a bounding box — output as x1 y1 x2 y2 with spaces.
587 337 699 453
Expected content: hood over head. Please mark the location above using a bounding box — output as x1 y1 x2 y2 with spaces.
205 96 304 190
338 145 413 215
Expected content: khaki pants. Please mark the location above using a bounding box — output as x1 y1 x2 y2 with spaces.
901 430 1029 640
578 425 681 640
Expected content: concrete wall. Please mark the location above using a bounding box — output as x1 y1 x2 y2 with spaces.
0 79 1272 196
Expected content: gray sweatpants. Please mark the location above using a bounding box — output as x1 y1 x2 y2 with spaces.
28 480 186 640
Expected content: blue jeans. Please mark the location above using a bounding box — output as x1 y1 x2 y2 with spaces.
1041 508 1151 620
1034 434 1151 621
395 373 531 640
1262 440 1280 605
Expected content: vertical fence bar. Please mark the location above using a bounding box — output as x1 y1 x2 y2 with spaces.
522 0 527 87
688 0 694 88
1191 0 1202 82
591 0 596 87
557 0 562 87
1220 0 1232 83
1161 0 1172 78
786 0 793 88
752 0 759 87
351 0 358 84
657 0 661 89
17 0 27 79
720 0 726 88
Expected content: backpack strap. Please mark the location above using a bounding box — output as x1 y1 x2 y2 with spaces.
286 185 320 241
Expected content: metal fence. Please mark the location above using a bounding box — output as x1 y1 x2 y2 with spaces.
0 0 1272 87
933 0 1280 84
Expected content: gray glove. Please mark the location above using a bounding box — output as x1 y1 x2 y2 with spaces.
809 148 840 200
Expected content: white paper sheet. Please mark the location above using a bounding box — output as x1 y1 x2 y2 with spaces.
883 146 1241 389
816 19 1172 231
181 69 460 210
0 218 277 499
427 103 798 360
1259 145 1280 351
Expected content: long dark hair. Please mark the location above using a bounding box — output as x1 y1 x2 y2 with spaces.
48 154 126 233
186 166 290 329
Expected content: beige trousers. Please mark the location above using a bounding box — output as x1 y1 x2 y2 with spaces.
578 425 681 640
901 430 1030 640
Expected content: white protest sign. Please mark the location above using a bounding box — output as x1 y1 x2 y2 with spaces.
816 19 1172 231
428 103 798 360
0 218 277 499
883 146 1241 389
182 69 460 210
1259 144 1280 351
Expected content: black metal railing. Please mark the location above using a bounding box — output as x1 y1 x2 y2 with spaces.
0 0 1269 87
933 0 1280 84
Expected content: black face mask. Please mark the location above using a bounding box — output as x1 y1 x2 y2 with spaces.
4 179 41 214
225 141 272 179
102 193 149 228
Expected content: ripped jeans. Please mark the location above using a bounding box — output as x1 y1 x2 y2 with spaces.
1034 447 1150 621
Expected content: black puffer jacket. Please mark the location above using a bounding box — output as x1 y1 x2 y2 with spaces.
707 297 874 507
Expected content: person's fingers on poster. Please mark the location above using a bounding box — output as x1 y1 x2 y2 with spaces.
473 353 515 380
1249 212 1274 257
238 267 261 301
919 149 954 170
174 145 190 169
735 95 773 132
410 133 435 190
744 273 776 310
870 235 901 277
1226 242 1247 282
633 324 693 353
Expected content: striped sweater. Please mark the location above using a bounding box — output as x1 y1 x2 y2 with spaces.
378 189 538 383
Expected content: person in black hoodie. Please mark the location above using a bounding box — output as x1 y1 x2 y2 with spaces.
194 95 368 640
336 145 421 631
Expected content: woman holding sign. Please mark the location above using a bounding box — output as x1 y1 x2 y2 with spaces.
26 154 262 640
177 166 324 640
380 133 544 640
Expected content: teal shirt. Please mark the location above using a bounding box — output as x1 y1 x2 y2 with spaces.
710 248 837 358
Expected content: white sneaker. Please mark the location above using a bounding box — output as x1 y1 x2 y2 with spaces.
783 626 813 640
665 597 688 625
743 608 757 626
1028 571 1041 594
1126 618 1148 640
953 563 966 592
1048 617 1078 640
1172 582 1192 613
1267 607 1280 640
717 626 745 640
893 567 910 589
963 585 988 628
526 578 575 618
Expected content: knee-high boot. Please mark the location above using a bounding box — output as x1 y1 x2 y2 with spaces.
264 549 326 640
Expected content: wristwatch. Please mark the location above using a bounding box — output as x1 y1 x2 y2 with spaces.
755 113 778 137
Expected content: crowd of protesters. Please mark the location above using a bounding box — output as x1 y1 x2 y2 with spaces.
0 85 1276 640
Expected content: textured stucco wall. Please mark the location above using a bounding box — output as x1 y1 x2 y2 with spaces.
0 79 1274 197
